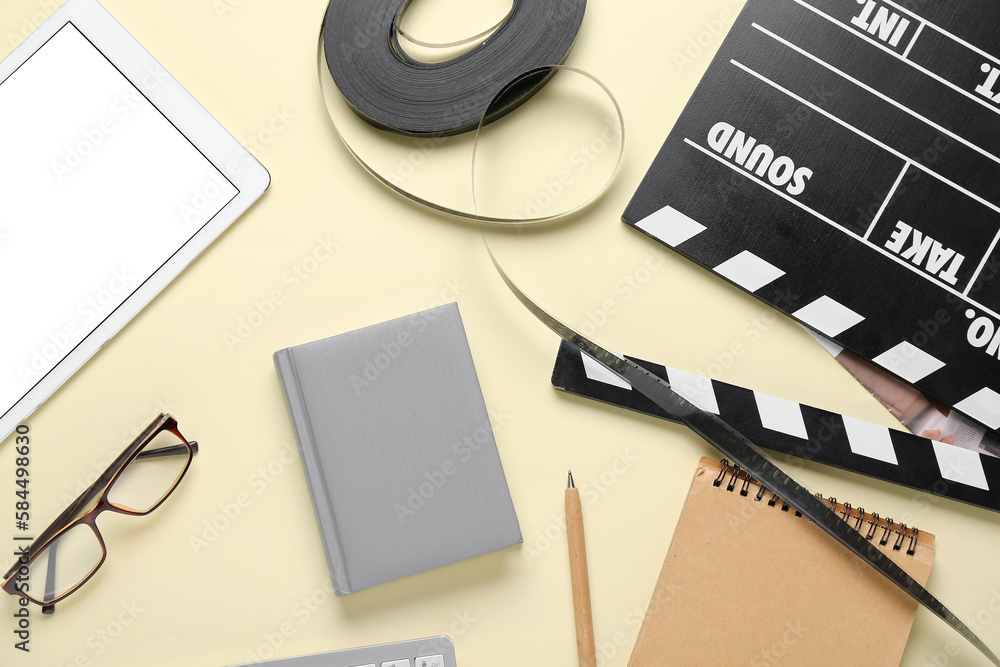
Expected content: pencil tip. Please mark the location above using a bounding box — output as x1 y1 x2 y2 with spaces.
567 470 575 488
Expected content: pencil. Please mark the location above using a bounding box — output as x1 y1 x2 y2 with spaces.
566 470 597 667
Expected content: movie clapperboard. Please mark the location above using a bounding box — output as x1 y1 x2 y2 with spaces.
624 0 1000 430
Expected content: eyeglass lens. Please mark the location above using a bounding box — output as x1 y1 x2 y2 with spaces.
106 430 190 513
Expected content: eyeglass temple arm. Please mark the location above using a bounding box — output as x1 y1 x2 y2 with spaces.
136 441 199 459
41 541 59 615
2 439 198 587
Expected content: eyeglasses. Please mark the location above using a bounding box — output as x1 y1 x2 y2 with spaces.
1 414 197 613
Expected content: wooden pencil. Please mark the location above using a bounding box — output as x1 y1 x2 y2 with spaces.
566 470 597 667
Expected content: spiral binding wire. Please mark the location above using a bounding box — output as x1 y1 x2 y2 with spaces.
714 460 920 556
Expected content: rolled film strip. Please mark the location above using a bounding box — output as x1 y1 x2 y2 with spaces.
323 0 586 136
319 0 619 222
551 339 1000 512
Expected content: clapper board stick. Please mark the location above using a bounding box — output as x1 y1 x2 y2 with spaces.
485 243 1000 665
550 341 1000 513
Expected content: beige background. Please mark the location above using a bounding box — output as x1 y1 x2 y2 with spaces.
2 0 1000 665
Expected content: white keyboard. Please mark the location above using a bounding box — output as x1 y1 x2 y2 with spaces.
225 636 456 667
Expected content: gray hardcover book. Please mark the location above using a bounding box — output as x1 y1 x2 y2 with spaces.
274 303 521 596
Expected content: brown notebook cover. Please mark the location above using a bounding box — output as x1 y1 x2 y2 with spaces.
629 457 936 666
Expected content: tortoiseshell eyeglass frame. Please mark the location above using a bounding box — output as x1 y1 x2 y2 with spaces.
1 414 197 613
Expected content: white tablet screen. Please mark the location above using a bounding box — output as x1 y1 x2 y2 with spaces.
0 22 239 419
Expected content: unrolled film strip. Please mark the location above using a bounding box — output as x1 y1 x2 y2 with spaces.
551 340 1000 513
622 0 1000 429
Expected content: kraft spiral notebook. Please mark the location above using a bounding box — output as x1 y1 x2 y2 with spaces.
629 457 935 666
273 303 522 596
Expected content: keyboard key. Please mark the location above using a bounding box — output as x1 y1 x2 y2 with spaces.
415 656 445 667
351 664 376 667
381 661 410 667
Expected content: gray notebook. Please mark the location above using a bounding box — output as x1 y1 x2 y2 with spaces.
274 303 521 596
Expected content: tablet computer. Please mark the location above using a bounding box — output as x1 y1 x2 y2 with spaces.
0 0 270 440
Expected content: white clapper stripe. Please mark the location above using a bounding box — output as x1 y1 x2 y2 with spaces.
932 440 989 491
580 351 631 391
871 341 946 384
754 391 809 439
714 250 786 293
842 416 899 465
953 388 1000 430
793 296 866 338
666 368 720 414
635 206 706 248
580 352 632 391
